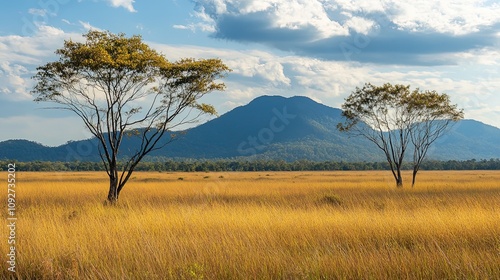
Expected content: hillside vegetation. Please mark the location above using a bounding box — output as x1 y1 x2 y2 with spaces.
2 171 500 279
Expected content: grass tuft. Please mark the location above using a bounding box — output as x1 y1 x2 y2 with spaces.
319 193 343 207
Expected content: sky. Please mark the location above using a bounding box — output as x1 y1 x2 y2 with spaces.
1 0 499 146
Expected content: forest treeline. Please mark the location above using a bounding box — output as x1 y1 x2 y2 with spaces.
1 159 500 172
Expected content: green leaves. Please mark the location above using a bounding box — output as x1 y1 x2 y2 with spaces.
161 58 230 92
58 31 168 72
194 103 218 116
405 90 464 121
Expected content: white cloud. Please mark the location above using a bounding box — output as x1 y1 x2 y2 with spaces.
272 0 348 39
149 43 290 86
173 8 217 33
79 21 103 31
0 115 90 146
0 25 71 61
387 0 500 35
224 86 263 101
192 7 217 32
331 0 385 13
208 0 227 14
238 1 272 14
173 24 191 30
38 25 65 36
225 57 290 86
193 0 500 36
189 0 500 65
0 62 30 98
192 0 351 39
344 16 375 35
447 48 500 66
0 25 81 100
107 0 137 12
255 60 291 85
28 8 48 16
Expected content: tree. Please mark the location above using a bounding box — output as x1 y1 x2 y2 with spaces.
337 83 463 188
406 91 463 186
32 31 230 203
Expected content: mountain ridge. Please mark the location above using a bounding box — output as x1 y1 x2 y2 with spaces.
1 95 499 162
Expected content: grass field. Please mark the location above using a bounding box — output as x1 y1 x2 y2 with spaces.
2 170 500 279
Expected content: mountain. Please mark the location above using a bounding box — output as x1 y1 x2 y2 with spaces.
0 140 54 161
153 95 381 161
1 95 499 162
426 120 500 160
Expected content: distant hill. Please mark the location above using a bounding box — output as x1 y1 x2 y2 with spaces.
426 119 500 160
1 95 499 162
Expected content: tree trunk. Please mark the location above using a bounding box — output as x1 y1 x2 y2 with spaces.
411 168 418 188
396 168 403 188
107 175 119 204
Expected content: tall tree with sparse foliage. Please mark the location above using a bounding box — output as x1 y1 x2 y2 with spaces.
337 83 463 188
405 91 463 186
32 30 230 203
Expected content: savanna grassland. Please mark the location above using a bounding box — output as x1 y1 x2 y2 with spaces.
2 170 500 279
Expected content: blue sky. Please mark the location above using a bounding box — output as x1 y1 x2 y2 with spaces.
1 0 499 146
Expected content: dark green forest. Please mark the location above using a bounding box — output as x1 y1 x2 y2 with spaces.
2 159 499 172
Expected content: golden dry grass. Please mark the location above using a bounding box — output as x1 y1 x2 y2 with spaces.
1 170 500 279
